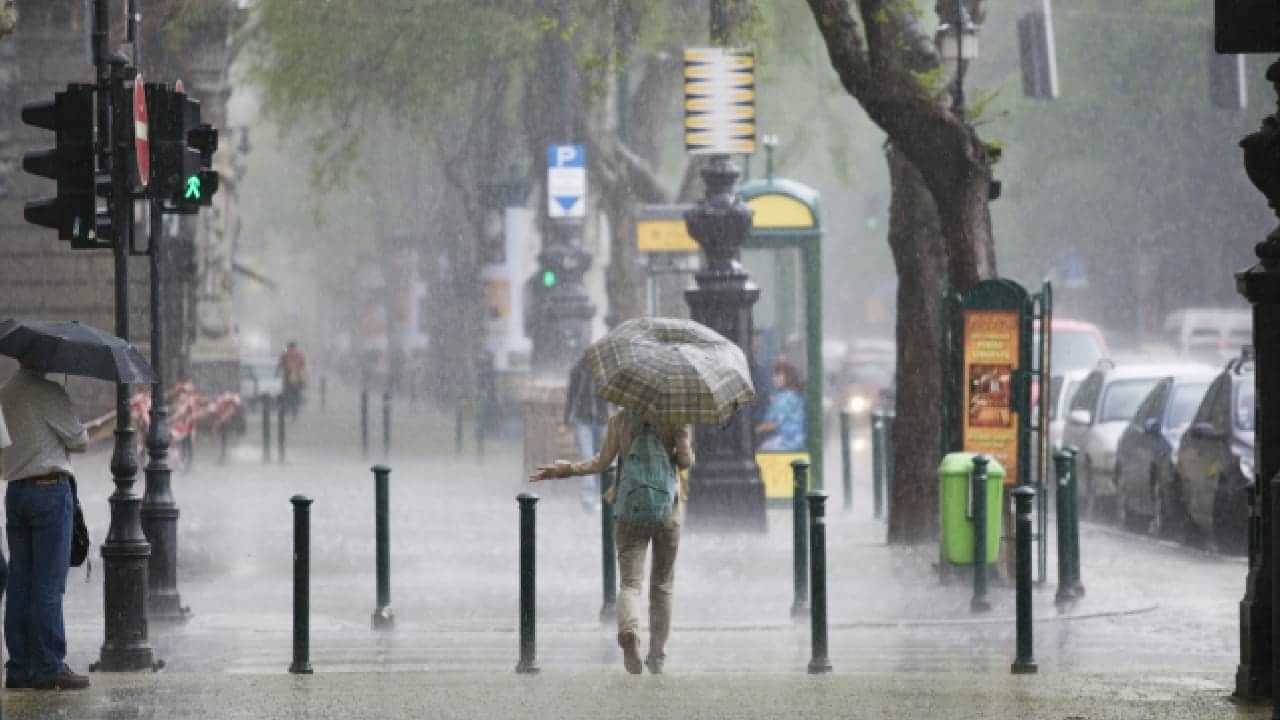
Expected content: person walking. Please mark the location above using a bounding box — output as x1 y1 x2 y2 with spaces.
0 364 90 690
277 341 308 420
563 359 610 512
531 407 693 675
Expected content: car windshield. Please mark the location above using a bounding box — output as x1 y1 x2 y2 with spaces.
1100 378 1160 423
1237 380 1256 432
1166 381 1210 428
1051 330 1105 374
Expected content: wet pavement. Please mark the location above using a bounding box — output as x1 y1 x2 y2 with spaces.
7 383 1264 716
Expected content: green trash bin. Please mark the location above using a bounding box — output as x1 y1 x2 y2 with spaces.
939 452 1005 565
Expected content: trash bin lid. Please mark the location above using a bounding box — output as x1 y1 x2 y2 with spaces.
938 451 1006 480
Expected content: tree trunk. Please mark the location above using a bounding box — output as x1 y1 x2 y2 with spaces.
885 144 946 544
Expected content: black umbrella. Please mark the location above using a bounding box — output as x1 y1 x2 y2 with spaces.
0 319 156 384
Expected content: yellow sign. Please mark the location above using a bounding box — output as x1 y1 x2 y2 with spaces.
756 452 810 499
745 194 816 229
962 310 1020 486
684 47 756 155
637 217 699 253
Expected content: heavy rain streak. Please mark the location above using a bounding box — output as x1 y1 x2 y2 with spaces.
0 0 1276 718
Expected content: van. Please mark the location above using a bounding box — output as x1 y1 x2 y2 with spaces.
1163 308 1251 365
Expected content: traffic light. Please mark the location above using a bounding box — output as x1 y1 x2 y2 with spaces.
149 86 218 214
21 84 107 247
542 269 558 289
1215 0 1280 53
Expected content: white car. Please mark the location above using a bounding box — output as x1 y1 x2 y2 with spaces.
239 357 284 406
1047 369 1091 455
1062 361 1215 519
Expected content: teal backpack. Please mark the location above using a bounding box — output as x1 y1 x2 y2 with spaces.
615 411 678 525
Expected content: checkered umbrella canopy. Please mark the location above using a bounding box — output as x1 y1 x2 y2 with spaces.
583 317 755 426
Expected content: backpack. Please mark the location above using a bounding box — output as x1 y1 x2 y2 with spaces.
615 411 677 525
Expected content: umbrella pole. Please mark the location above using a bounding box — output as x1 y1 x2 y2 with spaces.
141 199 189 622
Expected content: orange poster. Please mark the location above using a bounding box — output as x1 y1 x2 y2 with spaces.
963 310 1019 485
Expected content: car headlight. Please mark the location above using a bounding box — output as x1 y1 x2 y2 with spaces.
847 394 870 415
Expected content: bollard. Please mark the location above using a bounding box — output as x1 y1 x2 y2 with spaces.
1011 484 1039 674
839 409 853 512
360 388 369 459
218 424 228 466
884 408 896 525
455 403 465 456
289 495 313 674
1054 449 1085 604
807 491 832 674
516 493 540 674
277 393 287 463
475 399 486 464
599 468 617 623
371 465 394 629
261 395 272 464
791 460 810 619
382 392 392 458
871 409 885 520
970 454 992 613
320 376 327 413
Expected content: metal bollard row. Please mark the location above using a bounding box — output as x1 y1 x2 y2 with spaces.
516 493 540 674
1053 449 1085 604
970 454 992 613
372 465 394 629
807 491 832 674
289 495 313 674
839 409 853 512
1012 485 1038 674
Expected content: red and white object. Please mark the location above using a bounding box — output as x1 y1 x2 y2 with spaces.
133 74 149 188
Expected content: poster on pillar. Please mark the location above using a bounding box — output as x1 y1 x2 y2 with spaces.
962 310 1020 486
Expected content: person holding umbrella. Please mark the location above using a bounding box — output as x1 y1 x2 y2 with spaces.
0 319 156 691
531 317 755 675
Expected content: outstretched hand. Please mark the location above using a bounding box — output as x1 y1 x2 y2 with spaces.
529 462 568 482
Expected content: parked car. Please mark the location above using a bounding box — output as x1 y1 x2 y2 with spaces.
1047 369 1091 455
826 337 894 424
1174 355 1254 553
1046 319 1110 375
1114 367 1217 534
239 356 283 408
1163 307 1251 365
1063 361 1215 519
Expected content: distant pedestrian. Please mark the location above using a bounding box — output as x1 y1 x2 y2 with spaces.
277 341 307 420
563 359 610 512
0 365 90 690
531 408 693 675
756 359 806 452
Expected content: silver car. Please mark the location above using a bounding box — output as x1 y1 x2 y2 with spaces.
1062 361 1215 519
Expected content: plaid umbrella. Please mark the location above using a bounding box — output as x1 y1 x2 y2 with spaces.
583 317 755 426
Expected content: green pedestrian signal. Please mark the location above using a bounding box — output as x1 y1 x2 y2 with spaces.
184 175 201 200
542 270 557 288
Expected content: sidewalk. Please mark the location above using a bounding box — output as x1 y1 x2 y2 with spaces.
30 381 1253 716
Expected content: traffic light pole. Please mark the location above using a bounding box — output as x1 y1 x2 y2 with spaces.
95 17 155 673
141 198 189 623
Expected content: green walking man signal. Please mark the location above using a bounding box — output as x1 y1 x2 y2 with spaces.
184 175 201 200
542 270 557 288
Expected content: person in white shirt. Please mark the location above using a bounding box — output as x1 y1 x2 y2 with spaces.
0 366 89 691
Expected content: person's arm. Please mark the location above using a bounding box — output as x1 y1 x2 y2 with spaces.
46 390 88 453
530 413 621 481
671 425 694 471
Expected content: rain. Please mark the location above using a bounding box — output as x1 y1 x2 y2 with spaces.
0 0 1276 718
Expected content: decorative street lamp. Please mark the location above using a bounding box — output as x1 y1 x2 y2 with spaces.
935 3 981 116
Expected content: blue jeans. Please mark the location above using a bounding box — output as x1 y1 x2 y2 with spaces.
5 477 72 683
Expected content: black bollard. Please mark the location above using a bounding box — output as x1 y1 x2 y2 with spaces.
600 468 617 623
971 454 992 613
807 491 832 674
1011 484 1038 674
1054 449 1085 605
277 393 287 463
289 495 313 674
371 465 394 629
791 460 810 619
320 376 327 413
884 408 896 524
871 409 885 519
455 402 465 456
360 388 369 459
261 395 272 464
839 409 853 511
382 392 392 458
516 493 540 674
475 399 486 464
218 424 228 466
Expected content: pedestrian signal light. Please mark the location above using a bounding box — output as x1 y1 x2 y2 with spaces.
184 175 202 200
542 270 557 288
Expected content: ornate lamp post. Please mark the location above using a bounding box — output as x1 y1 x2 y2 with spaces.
1235 61 1280 702
683 155 767 531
